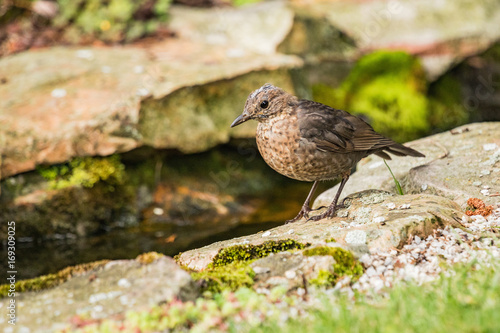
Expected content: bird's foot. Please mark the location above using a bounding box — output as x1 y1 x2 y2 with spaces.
285 205 312 224
307 205 341 222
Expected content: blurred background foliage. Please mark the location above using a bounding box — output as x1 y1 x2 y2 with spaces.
1 0 172 55
0 0 263 56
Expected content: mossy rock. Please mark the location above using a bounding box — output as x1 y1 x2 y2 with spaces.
0 260 109 298
303 246 363 286
313 51 429 143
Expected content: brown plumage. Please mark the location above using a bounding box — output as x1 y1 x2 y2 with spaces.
231 83 425 223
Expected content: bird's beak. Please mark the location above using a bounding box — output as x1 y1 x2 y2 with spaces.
230 113 250 128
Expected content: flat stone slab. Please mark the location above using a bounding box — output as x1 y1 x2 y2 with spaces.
0 1 300 179
177 191 464 271
0 256 197 332
315 122 500 210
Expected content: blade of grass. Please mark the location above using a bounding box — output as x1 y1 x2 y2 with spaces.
384 159 403 195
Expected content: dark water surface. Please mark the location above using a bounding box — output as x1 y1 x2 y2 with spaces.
1 220 284 281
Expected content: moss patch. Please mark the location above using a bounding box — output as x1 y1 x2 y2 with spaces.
303 246 363 286
209 239 308 268
191 239 308 293
0 260 109 298
192 260 257 293
313 51 429 143
37 155 125 190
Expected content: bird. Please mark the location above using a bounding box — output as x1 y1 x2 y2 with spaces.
230 83 425 223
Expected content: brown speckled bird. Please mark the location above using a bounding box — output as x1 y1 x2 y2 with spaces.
231 83 425 223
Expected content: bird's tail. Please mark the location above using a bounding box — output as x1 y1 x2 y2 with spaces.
374 142 425 160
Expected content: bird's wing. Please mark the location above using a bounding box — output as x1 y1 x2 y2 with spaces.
296 100 394 154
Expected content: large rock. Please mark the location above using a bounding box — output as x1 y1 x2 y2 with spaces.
0 256 198 332
177 190 464 271
0 1 301 179
315 122 500 210
285 0 500 80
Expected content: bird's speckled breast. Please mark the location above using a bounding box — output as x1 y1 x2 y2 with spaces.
256 113 355 182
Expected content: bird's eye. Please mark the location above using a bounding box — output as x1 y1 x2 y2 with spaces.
260 100 269 109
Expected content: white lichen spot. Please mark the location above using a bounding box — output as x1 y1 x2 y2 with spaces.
287 229 294 234
284 270 297 279
136 88 150 97
133 65 144 74
253 266 271 274
117 278 131 288
76 49 94 60
386 202 396 210
473 181 482 187
345 230 367 244
483 143 498 151
399 204 411 209
480 170 491 176
51 88 66 98
369 161 384 169
373 216 386 223
262 231 271 237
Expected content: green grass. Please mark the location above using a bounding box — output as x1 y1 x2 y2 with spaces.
253 261 500 333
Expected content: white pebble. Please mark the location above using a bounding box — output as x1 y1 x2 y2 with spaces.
421 184 428 191
153 208 164 215
386 202 396 210
373 216 386 223
262 231 271 237
414 235 421 244
481 170 491 176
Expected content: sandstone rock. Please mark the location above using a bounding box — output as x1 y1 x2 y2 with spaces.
315 122 500 210
0 256 198 332
177 190 464 271
0 1 301 179
285 0 500 80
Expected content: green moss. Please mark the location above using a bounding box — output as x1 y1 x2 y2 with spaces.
192 260 257 293
313 51 429 143
190 240 308 293
0 260 109 298
37 155 125 190
303 246 363 286
209 239 308 268
324 237 336 243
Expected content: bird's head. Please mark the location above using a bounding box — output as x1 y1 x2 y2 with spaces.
230 83 296 127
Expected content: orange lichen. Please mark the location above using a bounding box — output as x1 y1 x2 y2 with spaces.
465 198 493 217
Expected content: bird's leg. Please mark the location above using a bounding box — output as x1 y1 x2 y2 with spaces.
286 181 319 224
309 174 350 221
